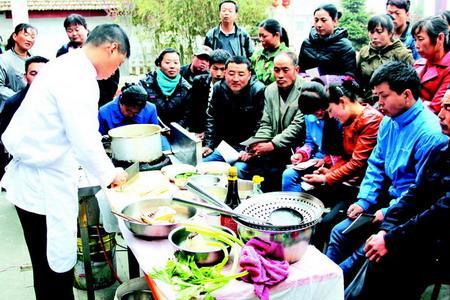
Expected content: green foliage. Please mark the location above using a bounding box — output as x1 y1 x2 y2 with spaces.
117 0 270 64
339 0 369 50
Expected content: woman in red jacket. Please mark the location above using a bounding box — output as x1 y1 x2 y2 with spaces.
413 16 450 114
303 78 383 250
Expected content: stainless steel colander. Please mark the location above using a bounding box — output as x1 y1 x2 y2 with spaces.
234 192 325 263
233 192 324 232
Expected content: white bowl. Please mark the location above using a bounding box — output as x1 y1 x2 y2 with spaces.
196 162 230 176
161 164 197 181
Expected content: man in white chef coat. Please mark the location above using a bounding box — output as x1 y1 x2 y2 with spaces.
0 24 129 300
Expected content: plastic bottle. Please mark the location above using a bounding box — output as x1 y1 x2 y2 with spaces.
220 167 240 233
249 175 264 198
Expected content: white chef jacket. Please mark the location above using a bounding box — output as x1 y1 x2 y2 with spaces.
0 49 116 272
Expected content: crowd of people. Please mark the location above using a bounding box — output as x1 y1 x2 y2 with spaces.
0 0 449 299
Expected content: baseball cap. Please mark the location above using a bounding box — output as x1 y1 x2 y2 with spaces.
193 45 213 58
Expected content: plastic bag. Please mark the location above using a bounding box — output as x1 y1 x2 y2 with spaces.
344 259 369 300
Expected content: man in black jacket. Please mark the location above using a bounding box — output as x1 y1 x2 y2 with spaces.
357 97 450 299
204 0 253 59
188 49 231 139
203 56 265 161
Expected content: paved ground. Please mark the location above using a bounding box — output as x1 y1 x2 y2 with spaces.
0 192 130 300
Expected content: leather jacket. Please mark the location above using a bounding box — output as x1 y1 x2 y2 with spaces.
204 76 265 149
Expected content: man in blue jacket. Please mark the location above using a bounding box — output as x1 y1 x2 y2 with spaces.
357 80 450 300
326 61 448 282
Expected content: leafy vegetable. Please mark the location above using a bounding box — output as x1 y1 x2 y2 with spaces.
175 172 198 180
150 224 247 300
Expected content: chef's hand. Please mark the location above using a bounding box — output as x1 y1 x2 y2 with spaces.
111 168 128 188
239 151 254 162
373 209 384 223
202 147 213 157
364 230 388 262
302 174 326 185
291 153 305 164
347 203 364 219
249 142 274 156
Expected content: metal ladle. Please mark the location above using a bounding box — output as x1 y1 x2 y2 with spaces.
186 180 303 227
172 197 272 226
185 181 230 209
269 207 304 226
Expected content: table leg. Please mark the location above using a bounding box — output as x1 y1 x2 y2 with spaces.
127 247 140 279
79 199 95 300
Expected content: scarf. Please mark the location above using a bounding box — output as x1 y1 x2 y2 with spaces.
156 69 181 96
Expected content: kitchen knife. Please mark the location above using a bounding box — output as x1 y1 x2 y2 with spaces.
125 161 140 183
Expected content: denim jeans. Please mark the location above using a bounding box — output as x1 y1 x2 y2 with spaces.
326 218 374 283
202 149 226 162
281 167 304 192
161 136 171 151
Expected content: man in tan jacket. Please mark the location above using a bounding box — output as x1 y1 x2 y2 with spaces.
236 51 305 190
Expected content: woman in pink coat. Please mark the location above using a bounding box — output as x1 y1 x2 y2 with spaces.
413 16 450 114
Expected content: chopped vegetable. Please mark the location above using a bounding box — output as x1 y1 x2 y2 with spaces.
150 223 247 300
175 172 198 180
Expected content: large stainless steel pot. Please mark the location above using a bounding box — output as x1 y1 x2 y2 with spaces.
109 124 162 162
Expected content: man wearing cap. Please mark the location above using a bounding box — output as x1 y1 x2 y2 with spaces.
98 83 158 135
180 45 213 85
189 49 231 139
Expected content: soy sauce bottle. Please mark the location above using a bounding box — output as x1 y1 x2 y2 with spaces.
220 167 240 233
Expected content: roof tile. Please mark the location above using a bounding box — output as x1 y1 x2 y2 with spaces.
0 0 118 11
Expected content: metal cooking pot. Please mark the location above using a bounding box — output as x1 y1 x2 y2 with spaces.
237 223 313 264
109 124 162 162
121 198 197 239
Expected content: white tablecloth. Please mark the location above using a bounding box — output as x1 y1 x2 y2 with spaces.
118 220 344 300
106 171 344 299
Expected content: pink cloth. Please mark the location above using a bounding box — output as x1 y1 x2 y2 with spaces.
239 237 289 300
